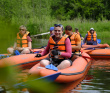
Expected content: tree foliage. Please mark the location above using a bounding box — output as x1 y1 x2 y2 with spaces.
0 0 110 34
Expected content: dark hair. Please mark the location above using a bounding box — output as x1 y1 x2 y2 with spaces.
65 25 72 31
75 28 78 30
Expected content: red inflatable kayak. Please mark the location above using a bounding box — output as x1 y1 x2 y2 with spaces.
0 48 48 69
82 44 110 59
28 52 92 83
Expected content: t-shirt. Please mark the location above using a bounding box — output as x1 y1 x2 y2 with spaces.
68 33 81 45
27 36 32 42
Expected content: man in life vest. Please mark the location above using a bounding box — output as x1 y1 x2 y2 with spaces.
83 28 97 45
75 28 84 40
35 24 72 70
75 28 84 46
65 25 81 61
7 25 32 54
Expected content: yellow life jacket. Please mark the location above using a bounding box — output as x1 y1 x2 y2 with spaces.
17 31 29 47
87 31 96 41
49 35 67 59
70 33 80 52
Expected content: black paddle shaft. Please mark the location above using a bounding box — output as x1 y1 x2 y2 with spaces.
49 54 54 64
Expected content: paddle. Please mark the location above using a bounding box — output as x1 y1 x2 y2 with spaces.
84 47 110 50
45 54 58 71
0 49 43 59
97 39 101 44
0 50 20 59
72 53 94 60
13 72 61 89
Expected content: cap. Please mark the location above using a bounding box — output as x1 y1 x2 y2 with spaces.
90 28 94 31
49 27 54 31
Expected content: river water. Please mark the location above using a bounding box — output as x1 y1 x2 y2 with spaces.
31 38 110 93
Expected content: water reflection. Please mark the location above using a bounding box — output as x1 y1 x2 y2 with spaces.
23 39 110 93
32 38 48 48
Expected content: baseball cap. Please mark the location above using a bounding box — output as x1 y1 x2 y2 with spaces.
90 28 94 31
49 27 54 31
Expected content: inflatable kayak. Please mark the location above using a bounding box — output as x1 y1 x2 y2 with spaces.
82 44 110 59
0 48 48 69
28 52 92 83
82 43 109 48
82 48 110 59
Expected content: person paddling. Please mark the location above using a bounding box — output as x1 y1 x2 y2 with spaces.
7 25 32 54
35 24 72 70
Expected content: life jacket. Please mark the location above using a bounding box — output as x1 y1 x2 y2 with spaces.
63 34 68 38
17 31 29 47
70 33 80 53
87 31 96 41
49 35 67 59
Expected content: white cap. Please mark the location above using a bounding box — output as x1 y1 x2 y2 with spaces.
90 28 94 31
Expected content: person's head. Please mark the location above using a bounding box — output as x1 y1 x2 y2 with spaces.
19 25 27 35
75 28 79 33
54 24 64 38
65 25 72 36
49 27 54 35
90 28 94 34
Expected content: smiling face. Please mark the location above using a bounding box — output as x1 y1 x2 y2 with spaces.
19 27 26 36
54 27 63 38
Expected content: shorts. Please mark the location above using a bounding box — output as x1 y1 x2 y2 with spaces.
45 57 73 67
70 52 81 58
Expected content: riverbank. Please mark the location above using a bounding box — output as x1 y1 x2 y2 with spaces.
27 19 110 45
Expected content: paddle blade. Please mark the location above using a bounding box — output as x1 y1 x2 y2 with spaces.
97 39 101 44
13 72 61 89
36 72 61 81
45 64 58 71
14 50 20 55
84 47 95 50
0 54 10 59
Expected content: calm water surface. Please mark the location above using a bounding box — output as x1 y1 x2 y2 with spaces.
32 38 110 93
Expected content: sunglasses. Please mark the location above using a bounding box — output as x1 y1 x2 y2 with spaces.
54 24 62 27
19 29 25 31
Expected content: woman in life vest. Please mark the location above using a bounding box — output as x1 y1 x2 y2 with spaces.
65 25 81 61
7 25 32 54
35 24 72 70
83 28 97 45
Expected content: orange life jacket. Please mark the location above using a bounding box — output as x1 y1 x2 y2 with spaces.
87 31 96 41
49 35 67 59
70 33 80 52
17 31 29 47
